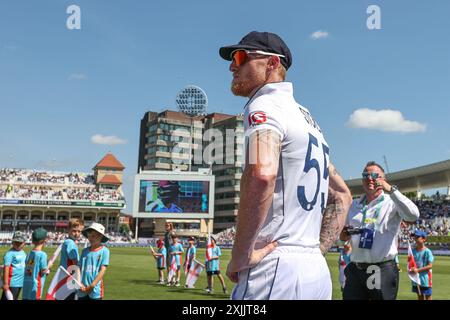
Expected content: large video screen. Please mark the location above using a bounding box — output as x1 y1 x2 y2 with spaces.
138 180 209 214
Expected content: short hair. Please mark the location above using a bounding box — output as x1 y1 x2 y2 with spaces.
277 65 287 80
69 218 84 229
364 161 385 173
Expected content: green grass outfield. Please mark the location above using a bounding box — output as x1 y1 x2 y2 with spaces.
1 246 449 300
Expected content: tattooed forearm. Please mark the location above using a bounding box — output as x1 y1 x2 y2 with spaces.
320 197 345 255
320 163 352 255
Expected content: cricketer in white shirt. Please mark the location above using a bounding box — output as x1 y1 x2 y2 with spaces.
230 81 342 300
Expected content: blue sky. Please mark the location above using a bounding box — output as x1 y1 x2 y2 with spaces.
1 0 449 211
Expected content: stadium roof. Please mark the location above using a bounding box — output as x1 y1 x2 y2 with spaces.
346 159 450 196
98 174 122 185
94 153 125 170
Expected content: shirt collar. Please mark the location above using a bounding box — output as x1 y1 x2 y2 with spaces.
245 81 294 108
359 191 385 206
90 245 104 252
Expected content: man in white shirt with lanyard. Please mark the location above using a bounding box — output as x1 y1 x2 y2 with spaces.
219 31 352 300
341 161 419 300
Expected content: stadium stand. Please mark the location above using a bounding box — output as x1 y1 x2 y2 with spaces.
399 200 449 247
213 226 235 247
0 153 126 234
0 169 124 202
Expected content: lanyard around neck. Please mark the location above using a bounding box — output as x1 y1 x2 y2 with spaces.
360 195 385 229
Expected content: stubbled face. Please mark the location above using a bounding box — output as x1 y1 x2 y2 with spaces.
69 225 83 240
362 165 385 195
230 53 270 97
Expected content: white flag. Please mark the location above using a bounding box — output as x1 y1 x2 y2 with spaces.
206 235 213 262
46 244 63 275
0 264 14 300
167 256 178 283
48 244 63 266
338 253 348 289
407 241 421 285
185 259 204 288
45 266 80 300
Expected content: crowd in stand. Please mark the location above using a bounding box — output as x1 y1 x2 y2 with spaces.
65 187 123 201
0 186 64 200
0 185 123 202
0 169 94 185
398 200 449 246
213 226 235 246
0 169 124 202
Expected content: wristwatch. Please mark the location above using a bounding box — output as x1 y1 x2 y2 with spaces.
389 185 398 194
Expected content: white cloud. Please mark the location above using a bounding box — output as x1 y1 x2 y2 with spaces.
346 108 427 133
68 73 87 81
310 30 329 40
91 134 127 145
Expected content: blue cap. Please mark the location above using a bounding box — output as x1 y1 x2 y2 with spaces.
414 230 427 238
219 31 293 70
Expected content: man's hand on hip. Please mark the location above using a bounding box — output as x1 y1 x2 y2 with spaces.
226 241 278 283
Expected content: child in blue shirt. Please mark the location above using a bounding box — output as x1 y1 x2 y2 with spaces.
167 235 184 287
53 218 84 300
184 236 197 288
78 222 110 300
338 241 352 292
411 230 434 300
1 231 27 300
205 237 227 294
22 228 48 300
152 238 167 284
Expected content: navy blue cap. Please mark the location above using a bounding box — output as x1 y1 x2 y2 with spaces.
219 31 292 70
414 230 427 238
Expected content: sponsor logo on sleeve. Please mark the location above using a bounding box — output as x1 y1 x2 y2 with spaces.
248 111 267 127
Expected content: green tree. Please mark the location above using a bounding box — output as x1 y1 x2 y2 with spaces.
119 223 130 235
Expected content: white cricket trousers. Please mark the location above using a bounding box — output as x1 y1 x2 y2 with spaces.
231 246 332 300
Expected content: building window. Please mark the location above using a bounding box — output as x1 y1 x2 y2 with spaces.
149 124 158 132
148 136 157 144
215 192 239 200
214 216 236 223
216 204 239 211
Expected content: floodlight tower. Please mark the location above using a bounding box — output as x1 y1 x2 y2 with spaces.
175 85 208 171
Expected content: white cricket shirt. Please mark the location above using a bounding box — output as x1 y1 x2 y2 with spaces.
243 81 329 249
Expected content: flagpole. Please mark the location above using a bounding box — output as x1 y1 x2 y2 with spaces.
60 266 83 288
46 243 63 274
